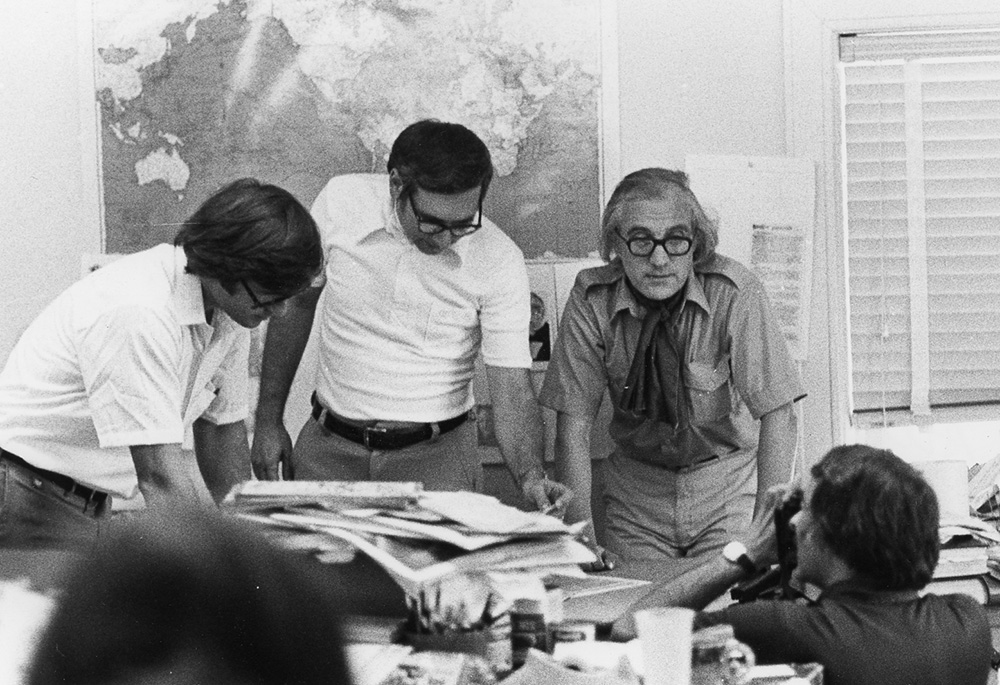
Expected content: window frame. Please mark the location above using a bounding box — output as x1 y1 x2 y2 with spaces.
783 0 1000 461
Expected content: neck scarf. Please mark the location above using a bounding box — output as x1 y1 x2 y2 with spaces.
619 279 689 427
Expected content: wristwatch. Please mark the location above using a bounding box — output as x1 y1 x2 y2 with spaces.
722 541 758 576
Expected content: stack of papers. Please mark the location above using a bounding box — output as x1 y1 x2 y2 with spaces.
223 480 423 511
223 481 596 597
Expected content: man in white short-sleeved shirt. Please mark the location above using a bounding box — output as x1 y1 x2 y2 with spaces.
0 179 322 548
251 120 570 512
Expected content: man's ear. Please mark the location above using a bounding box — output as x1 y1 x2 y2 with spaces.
388 169 404 199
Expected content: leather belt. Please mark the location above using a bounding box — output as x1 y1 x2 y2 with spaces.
1 448 109 505
310 393 469 451
639 453 720 473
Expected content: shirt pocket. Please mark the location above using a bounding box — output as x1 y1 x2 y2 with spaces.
685 356 733 424
426 303 476 347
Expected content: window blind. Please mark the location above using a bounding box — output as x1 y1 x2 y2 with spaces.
839 30 1000 417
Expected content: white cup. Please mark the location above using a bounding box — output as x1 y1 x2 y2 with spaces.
634 607 694 685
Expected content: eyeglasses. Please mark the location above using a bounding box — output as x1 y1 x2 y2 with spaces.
616 231 693 258
408 194 483 237
241 280 294 310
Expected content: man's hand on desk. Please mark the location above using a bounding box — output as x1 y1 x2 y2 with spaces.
250 422 294 480
521 472 573 518
580 540 618 573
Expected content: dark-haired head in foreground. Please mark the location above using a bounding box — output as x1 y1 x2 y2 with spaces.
28 507 352 685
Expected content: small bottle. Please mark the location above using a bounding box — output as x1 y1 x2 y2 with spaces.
510 597 547 669
690 624 755 685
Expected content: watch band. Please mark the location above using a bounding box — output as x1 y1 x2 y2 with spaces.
733 551 757 575
723 541 758 576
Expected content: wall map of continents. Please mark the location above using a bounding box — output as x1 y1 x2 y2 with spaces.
93 0 603 259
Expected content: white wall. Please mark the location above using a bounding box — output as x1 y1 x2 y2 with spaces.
0 0 101 362
617 0 787 171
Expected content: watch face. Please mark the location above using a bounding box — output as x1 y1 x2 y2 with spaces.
724 541 746 561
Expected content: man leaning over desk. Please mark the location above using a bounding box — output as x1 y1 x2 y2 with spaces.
0 179 323 548
251 119 571 512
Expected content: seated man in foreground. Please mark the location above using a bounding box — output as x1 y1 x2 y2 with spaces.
614 444 992 685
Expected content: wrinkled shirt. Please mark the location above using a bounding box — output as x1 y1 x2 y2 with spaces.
539 254 803 468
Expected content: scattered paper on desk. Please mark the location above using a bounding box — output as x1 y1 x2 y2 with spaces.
938 517 1000 545
418 491 569 534
345 643 413 685
749 665 797 678
543 573 651 600
504 647 642 685
223 480 423 510
232 484 594 598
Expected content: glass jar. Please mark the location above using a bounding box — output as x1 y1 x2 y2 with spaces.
690 624 756 685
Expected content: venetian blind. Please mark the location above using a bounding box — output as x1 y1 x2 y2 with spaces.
839 30 1000 416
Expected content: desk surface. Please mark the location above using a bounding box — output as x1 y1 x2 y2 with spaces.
563 556 707 625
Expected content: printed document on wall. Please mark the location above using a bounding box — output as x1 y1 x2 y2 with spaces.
685 155 815 361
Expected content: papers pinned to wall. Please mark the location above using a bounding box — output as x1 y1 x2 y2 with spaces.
685 155 816 361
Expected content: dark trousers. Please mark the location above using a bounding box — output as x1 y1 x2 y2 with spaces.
0 453 111 550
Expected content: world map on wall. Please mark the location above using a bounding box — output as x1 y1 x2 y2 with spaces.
92 0 603 258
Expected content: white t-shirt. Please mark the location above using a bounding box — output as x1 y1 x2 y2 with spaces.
311 173 532 422
0 244 249 498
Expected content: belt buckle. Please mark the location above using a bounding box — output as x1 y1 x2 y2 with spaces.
363 425 388 450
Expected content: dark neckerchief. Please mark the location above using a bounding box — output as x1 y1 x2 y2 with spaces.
619 278 688 427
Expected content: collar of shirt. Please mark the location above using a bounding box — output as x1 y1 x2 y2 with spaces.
818 578 921 604
169 245 212 328
593 258 712 320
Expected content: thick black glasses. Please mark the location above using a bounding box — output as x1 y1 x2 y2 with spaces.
241 281 293 310
617 231 693 258
408 194 483 237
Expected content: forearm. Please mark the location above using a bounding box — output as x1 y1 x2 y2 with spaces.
493 398 546 487
131 443 216 509
193 418 251 502
754 402 797 512
554 412 594 526
612 556 743 639
255 287 320 425
486 366 546 486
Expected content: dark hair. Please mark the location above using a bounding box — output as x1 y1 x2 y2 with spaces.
387 119 494 199
28 507 352 685
809 444 940 590
600 167 719 265
174 178 322 298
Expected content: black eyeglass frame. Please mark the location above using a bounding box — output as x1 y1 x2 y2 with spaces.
616 230 694 258
241 280 295 310
407 193 484 237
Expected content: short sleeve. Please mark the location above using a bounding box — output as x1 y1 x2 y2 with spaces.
538 278 608 417
80 305 185 447
478 239 532 368
201 328 251 425
728 281 805 418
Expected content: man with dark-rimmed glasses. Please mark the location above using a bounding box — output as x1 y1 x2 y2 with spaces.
252 119 571 515
539 167 804 571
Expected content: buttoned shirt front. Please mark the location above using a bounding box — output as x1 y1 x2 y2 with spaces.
0 244 249 498
539 254 803 468
310 174 531 422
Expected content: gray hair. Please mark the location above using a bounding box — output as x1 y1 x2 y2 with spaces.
599 167 719 264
